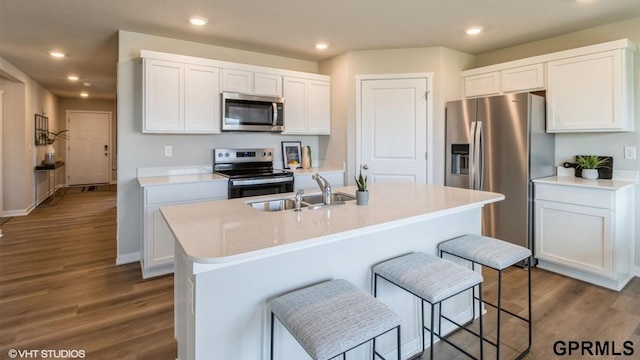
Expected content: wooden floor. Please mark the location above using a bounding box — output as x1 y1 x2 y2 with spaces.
0 187 176 360
0 188 638 360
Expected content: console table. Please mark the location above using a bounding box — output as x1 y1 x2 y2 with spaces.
35 162 65 206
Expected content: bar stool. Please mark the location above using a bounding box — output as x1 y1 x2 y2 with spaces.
438 234 532 360
270 279 401 360
373 252 484 360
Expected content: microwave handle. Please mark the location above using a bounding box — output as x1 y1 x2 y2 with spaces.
272 103 278 126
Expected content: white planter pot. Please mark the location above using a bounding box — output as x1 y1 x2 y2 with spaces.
44 144 56 165
581 169 599 180
356 190 369 205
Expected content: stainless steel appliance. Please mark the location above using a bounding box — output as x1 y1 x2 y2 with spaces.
221 92 284 132
445 92 555 252
214 148 293 198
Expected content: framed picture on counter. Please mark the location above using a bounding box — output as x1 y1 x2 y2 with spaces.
281 141 301 169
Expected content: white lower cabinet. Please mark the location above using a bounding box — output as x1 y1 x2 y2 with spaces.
141 181 227 278
534 182 634 290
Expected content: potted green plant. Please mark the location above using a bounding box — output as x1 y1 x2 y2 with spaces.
354 166 368 205
576 155 608 180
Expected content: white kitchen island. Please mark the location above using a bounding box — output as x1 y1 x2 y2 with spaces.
161 182 504 360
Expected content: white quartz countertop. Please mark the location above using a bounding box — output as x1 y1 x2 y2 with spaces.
138 173 227 187
533 176 638 190
160 183 504 264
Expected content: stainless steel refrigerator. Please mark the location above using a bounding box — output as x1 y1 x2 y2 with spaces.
445 92 555 251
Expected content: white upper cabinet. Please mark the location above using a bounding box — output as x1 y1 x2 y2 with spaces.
221 69 253 94
501 63 545 93
282 77 331 135
222 69 282 96
463 64 544 98
143 59 184 132
141 50 331 135
464 72 501 97
546 49 634 132
254 72 283 96
143 58 220 134
185 64 221 133
461 39 635 133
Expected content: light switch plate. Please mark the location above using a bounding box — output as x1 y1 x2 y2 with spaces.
624 146 636 160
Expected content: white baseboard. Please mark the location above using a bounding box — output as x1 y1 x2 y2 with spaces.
2 208 31 217
116 251 140 265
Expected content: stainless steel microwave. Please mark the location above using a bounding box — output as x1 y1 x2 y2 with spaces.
221 92 284 132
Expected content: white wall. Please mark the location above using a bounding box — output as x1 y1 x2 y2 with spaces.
474 16 640 271
0 57 58 216
116 31 326 261
319 47 474 186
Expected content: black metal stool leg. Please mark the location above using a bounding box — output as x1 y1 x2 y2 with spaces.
497 270 502 360
430 303 435 360
479 283 484 360
270 312 275 360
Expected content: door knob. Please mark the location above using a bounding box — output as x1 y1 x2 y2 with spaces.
362 164 369 170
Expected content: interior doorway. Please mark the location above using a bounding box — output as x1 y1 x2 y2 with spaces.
66 110 112 185
356 74 433 184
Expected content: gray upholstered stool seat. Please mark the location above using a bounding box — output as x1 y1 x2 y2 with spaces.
373 253 484 360
439 234 533 360
438 234 531 270
270 279 401 360
373 252 483 303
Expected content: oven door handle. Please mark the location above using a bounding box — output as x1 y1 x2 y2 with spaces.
231 177 293 186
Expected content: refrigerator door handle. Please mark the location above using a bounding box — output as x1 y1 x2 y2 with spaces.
469 121 477 189
476 121 484 190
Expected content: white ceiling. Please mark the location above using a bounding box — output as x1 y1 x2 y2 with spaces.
1 0 639 100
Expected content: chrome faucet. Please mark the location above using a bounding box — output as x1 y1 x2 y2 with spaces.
312 173 332 205
294 189 304 211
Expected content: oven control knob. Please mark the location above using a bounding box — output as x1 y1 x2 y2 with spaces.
225 152 230 157
267 152 272 156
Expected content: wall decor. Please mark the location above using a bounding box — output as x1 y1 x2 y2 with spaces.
281 141 302 169
35 114 49 145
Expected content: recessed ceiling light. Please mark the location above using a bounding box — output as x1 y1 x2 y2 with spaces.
465 26 484 35
315 43 329 50
189 16 208 26
67 75 79 81
49 51 65 58
80 92 89 97
83 82 92 87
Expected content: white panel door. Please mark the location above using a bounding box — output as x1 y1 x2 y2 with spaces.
361 78 428 184
67 111 111 185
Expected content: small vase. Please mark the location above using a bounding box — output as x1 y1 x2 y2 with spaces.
44 144 56 166
301 146 311 169
356 190 369 206
582 169 599 180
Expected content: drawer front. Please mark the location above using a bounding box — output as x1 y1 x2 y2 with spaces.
534 184 613 209
146 181 227 205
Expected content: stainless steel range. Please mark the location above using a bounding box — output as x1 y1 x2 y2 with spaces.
214 148 294 199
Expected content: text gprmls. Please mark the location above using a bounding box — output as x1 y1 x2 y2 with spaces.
554 341 634 356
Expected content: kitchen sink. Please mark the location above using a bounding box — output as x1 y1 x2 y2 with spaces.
301 193 356 205
248 199 305 212
248 192 356 212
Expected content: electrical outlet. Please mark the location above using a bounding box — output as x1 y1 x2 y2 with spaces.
624 146 636 160
164 145 173 157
